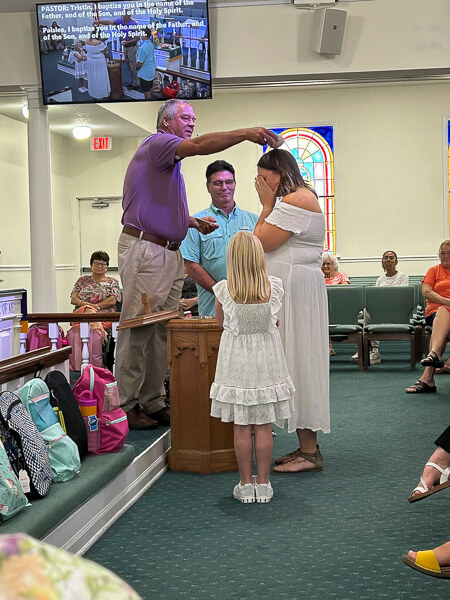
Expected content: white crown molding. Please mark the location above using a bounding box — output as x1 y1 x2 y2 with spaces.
0 265 76 271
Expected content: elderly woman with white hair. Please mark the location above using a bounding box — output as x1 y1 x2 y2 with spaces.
321 252 350 285
322 252 350 356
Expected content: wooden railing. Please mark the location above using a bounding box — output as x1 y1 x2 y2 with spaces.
0 347 72 392
24 313 121 373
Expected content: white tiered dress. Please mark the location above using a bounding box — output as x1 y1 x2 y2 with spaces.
210 276 295 427
265 201 330 434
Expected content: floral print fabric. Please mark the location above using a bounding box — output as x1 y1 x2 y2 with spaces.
0 534 141 600
72 276 121 313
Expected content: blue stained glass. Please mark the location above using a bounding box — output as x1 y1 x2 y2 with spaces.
299 166 309 182
291 148 300 160
312 151 323 162
304 162 314 181
448 120 450 145
310 126 334 152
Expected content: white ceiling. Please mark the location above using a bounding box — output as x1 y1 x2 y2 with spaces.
0 94 151 138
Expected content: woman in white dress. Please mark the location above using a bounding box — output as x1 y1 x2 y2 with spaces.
85 31 111 100
254 149 330 473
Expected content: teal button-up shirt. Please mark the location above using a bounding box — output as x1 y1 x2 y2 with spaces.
180 203 258 315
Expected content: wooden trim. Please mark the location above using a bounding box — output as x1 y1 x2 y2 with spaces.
28 312 120 323
0 347 72 384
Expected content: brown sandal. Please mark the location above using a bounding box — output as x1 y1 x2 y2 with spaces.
273 447 323 473
274 448 301 465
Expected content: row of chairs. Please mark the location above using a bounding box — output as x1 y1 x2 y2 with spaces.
327 285 425 371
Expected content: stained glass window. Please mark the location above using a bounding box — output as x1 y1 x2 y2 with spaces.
263 126 335 253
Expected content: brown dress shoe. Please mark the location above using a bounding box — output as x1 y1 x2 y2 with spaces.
127 406 158 430
147 407 170 426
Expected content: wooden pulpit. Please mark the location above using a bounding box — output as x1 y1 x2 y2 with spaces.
166 318 238 474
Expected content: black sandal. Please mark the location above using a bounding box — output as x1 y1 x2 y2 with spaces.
421 351 444 368
405 380 437 394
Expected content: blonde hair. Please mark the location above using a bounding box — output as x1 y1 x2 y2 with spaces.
439 240 450 252
227 232 269 304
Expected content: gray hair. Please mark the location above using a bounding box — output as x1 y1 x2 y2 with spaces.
322 252 340 272
156 99 193 130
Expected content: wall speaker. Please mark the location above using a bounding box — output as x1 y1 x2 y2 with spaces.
311 8 347 55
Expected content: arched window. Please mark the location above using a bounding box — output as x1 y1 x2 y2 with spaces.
264 126 335 253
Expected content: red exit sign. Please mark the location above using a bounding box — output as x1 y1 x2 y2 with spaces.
90 136 112 151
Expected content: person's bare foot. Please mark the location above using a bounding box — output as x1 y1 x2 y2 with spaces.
408 541 450 567
410 446 450 499
273 456 316 472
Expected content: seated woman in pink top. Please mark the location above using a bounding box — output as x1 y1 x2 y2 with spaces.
322 252 350 285
322 252 349 356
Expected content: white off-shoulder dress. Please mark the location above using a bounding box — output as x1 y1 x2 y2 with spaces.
265 200 330 434
210 276 295 427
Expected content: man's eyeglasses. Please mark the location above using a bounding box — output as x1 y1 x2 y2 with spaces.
210 179 235 189
439 252 450 258
92 261 108 267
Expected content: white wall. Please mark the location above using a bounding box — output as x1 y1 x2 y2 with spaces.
210 0 450 79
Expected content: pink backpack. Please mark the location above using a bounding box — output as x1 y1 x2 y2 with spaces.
72 365 128 454
26 323 66 352
66 326 103 371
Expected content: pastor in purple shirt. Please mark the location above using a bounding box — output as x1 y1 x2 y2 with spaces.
115 99 282 431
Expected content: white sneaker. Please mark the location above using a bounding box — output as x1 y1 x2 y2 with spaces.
370 350 381 364
351 351 359 363
78 87 88 93
233 482 255 503
253 476 273 503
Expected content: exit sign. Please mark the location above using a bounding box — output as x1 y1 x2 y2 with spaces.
90 136 112 151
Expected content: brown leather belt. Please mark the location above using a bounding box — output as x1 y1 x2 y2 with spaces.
122 226 181 251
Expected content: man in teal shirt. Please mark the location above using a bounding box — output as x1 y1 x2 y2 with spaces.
181 160 258 315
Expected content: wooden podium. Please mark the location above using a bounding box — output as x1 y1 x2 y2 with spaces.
166 318 238 474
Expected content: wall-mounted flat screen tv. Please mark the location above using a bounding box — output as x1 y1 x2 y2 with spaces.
36 1 212 105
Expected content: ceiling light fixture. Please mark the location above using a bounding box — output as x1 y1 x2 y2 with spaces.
22 105 29 119
72 125 92 140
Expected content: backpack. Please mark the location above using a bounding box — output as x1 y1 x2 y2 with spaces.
26 323 66 352
0 391 52 498
66 326 104 371
17 379 81 483
0 439 29 521
45 370 88 460
73 365 128 454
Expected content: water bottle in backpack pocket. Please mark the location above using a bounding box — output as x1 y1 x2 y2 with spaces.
77 390 100 454
73 365 128 454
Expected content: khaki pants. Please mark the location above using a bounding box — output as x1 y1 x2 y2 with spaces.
124 45 139 86
115 232 184 414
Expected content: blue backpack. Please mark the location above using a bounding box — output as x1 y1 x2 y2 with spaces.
18 379 81 483
0 391 52 498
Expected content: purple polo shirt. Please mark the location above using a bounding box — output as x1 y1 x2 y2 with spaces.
121 131 190 242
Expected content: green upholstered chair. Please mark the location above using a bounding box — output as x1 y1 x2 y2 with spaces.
327 286 365 370
363 286 419 369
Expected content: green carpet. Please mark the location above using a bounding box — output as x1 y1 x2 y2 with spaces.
85 344 449 599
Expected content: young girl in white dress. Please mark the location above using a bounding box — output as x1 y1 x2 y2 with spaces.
73 41 88 93
210 231 295 504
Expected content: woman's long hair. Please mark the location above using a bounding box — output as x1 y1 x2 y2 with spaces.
257 149 317 198
227 232 269 304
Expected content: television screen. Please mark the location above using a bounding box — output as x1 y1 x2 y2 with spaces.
36 1 212 105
